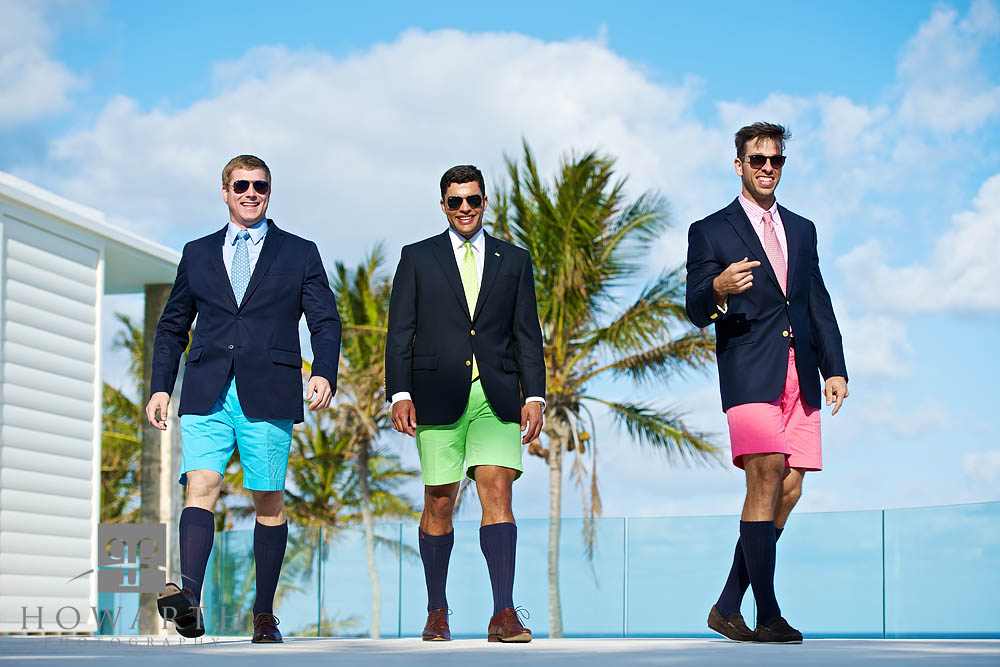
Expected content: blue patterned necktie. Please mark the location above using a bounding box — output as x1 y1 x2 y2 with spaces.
231 229 251 304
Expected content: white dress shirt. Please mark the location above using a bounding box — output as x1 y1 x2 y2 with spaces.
222 218 269 281
391 226 545 411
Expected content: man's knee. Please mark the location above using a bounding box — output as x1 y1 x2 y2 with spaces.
185 471 222 503
423 484 458 519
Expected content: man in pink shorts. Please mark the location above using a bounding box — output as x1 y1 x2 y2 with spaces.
685 123 849 644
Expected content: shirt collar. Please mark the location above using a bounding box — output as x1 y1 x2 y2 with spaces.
448 225 486 252
227 218 268 246
737 193 779 226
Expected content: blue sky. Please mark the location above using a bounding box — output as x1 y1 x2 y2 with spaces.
2 0 998 521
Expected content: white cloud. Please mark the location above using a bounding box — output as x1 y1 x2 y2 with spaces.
838 172 1000 313
837 304 914 378
962 450 1000 487
0 0 83 126
897 0 1000 132
16 31 725 269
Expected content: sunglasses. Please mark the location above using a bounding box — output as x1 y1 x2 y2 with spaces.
445 194 484 210
231 180 270 195
745 154 786 169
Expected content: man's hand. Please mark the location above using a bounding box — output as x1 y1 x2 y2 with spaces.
825 376 849 416
521 402 544 445
391 400 417 437
145 392 171 430
712 257 761 305
306 376 333 411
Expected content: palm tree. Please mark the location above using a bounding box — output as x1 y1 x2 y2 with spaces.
101 314 144 522
490 141 720 637
332 247 418 638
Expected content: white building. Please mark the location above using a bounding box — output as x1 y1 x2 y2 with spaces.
0 171 180 633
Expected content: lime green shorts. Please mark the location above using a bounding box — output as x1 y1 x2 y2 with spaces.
415 380 523 486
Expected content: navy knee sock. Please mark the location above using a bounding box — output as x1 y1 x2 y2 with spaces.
480 522 517 616
178 507 215 601
716 527 783 617
419 529 454 613
739 520 781 625
252 521 288 616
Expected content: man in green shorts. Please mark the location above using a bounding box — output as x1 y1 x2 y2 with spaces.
386 165 546 643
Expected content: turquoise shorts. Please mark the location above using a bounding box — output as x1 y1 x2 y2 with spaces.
179 374 293 491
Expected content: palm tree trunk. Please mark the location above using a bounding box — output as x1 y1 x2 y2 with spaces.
546 423 564 638
357 442 381 638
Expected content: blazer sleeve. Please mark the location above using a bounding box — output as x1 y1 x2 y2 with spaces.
301 241 342 392
512 251 546 400
385 245 417 399
685 222 725 328
806 225 849 382
150 247 197 397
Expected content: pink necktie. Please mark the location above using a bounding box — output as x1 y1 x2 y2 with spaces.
762 211 786 294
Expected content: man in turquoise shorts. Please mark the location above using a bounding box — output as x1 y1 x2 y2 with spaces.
145 155 341 642
386 165 546 643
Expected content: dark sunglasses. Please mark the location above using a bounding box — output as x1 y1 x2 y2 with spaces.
745 154 786 169
231 180 270 194
445 194 484 210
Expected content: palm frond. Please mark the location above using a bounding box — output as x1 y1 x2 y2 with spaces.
584 396 720 463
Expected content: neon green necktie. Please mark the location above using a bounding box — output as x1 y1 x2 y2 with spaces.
459 241 479 380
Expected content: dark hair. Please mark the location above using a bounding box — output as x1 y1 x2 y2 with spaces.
222 155 271 188
734 123 791 158
440 165 485 199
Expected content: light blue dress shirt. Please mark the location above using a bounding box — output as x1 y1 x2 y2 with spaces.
222 219 268 281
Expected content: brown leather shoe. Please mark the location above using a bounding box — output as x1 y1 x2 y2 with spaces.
487 607 532 643
421 608 451 641
156 583 204 638
707 605 754 642
251 613 282 643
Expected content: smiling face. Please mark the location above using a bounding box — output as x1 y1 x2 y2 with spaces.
735 136 783 208
441 180 486 239
222 167 270 227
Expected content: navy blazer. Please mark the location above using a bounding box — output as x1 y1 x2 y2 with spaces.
686 199 847 411
385 230 546 425
151 221 341 422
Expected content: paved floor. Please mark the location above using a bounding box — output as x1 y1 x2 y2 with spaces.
2 636 1000 665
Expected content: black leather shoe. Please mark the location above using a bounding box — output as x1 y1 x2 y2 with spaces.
156 583 204 638
753 615 803 643
252 613 282 643
707 605 754 642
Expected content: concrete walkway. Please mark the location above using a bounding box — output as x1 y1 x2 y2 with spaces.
2 636 1000 665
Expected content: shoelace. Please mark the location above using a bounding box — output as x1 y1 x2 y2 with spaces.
514 606 530 623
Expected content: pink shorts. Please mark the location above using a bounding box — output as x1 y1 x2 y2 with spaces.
726 346 822 471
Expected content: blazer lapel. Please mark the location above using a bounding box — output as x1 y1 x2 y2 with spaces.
725 198 782 294
239 220 286 309
210 226 239 311
777 204 802 295
473 233 502 322
430 230 472 320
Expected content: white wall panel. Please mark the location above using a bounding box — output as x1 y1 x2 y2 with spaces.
0 467 93 499
0 488 92 518
2 404 93 440
4 341 94 382
1 424 95 459
2 445 94 479
3 384 94 422
4 300 95 348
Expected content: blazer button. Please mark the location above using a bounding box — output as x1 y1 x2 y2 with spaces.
229 344 235 349
470 329 476 335
465 360 472 366
710 313 718 320
782 331 789 338
237 315 244 320
786 301 790 306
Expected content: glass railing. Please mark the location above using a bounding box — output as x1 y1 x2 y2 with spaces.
97 501 1000 638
